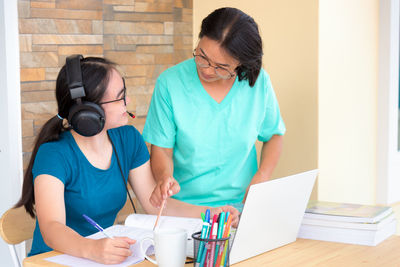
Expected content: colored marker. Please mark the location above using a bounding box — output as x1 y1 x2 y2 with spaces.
200 215 214 267
199 211 214 267
195 209 210 267
216 214 232 266
214 212 225 265
220 219 233 267
207 214 219 267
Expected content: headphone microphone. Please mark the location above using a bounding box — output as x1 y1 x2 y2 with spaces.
126 111 135 118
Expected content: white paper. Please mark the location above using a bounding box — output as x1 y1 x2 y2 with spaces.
45 225 154 266
124 213 203 234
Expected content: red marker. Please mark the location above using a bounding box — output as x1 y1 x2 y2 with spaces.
207 214 219 267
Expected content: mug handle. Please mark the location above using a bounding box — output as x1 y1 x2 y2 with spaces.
140 237 157 265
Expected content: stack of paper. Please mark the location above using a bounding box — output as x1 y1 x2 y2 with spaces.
297 201 397 246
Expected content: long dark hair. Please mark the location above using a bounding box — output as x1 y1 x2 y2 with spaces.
199 7 263 87
15 57 116 217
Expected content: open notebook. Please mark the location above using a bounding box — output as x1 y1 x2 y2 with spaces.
45 214 203 266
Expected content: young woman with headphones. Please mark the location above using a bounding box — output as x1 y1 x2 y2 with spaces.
15 55 239 265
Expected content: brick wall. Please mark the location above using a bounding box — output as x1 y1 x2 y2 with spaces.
18 0 193 170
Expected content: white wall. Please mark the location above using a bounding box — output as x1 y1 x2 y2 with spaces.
319 0 379 204
377 0 400 204
0 0 24 265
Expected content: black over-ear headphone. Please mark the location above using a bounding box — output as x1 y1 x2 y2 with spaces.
66 55 105 137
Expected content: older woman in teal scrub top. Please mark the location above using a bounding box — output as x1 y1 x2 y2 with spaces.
146 7 286 210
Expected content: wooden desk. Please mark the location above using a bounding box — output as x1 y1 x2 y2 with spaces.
23 236 400 267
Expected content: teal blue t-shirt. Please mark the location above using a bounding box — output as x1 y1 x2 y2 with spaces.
143 58 286 207
29 125 149 256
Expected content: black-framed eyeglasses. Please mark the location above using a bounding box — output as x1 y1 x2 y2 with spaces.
193 48 236 80
99 78 126 106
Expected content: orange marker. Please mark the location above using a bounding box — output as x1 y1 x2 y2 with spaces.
215 214 232 266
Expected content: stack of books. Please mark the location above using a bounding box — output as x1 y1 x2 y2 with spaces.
297 201 397 246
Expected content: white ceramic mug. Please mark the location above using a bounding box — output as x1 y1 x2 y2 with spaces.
140 228 187 267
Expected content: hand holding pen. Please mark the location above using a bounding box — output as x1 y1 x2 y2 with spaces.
83 214 114 239
82 214 136 265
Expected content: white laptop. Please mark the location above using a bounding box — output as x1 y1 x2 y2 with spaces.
228 169 317 264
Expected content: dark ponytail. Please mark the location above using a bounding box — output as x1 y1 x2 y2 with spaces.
199 7 263 87
15 56 115 218
15 116 66 217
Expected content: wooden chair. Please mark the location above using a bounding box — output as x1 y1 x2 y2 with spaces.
0 207 36 267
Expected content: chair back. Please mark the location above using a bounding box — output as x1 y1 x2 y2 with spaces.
0 207 35 244
0 207 36 267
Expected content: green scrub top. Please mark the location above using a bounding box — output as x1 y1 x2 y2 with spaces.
143 58 285 207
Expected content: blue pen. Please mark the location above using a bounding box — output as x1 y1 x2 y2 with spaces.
195 209 210 267
82 214 114 239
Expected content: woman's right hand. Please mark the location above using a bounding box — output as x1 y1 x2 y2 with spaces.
87 237 136 265
210 205 240 228
149 176 181 208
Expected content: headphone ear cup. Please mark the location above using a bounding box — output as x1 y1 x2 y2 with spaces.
68 102 105 137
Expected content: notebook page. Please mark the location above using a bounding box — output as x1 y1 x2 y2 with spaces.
125 214 203 234
45 225 154 266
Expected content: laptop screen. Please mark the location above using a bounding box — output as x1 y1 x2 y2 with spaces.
229 170 317 264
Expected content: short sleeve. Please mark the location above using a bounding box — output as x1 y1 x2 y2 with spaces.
32 144 69 184
142 76 176 148
257 74 286 142
129 127 150 170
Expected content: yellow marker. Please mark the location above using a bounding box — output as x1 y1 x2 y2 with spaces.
216 214 232 266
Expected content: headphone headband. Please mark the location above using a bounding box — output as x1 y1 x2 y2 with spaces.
66 55 86 100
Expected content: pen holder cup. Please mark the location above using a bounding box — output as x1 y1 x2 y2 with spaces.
192 231 231 267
